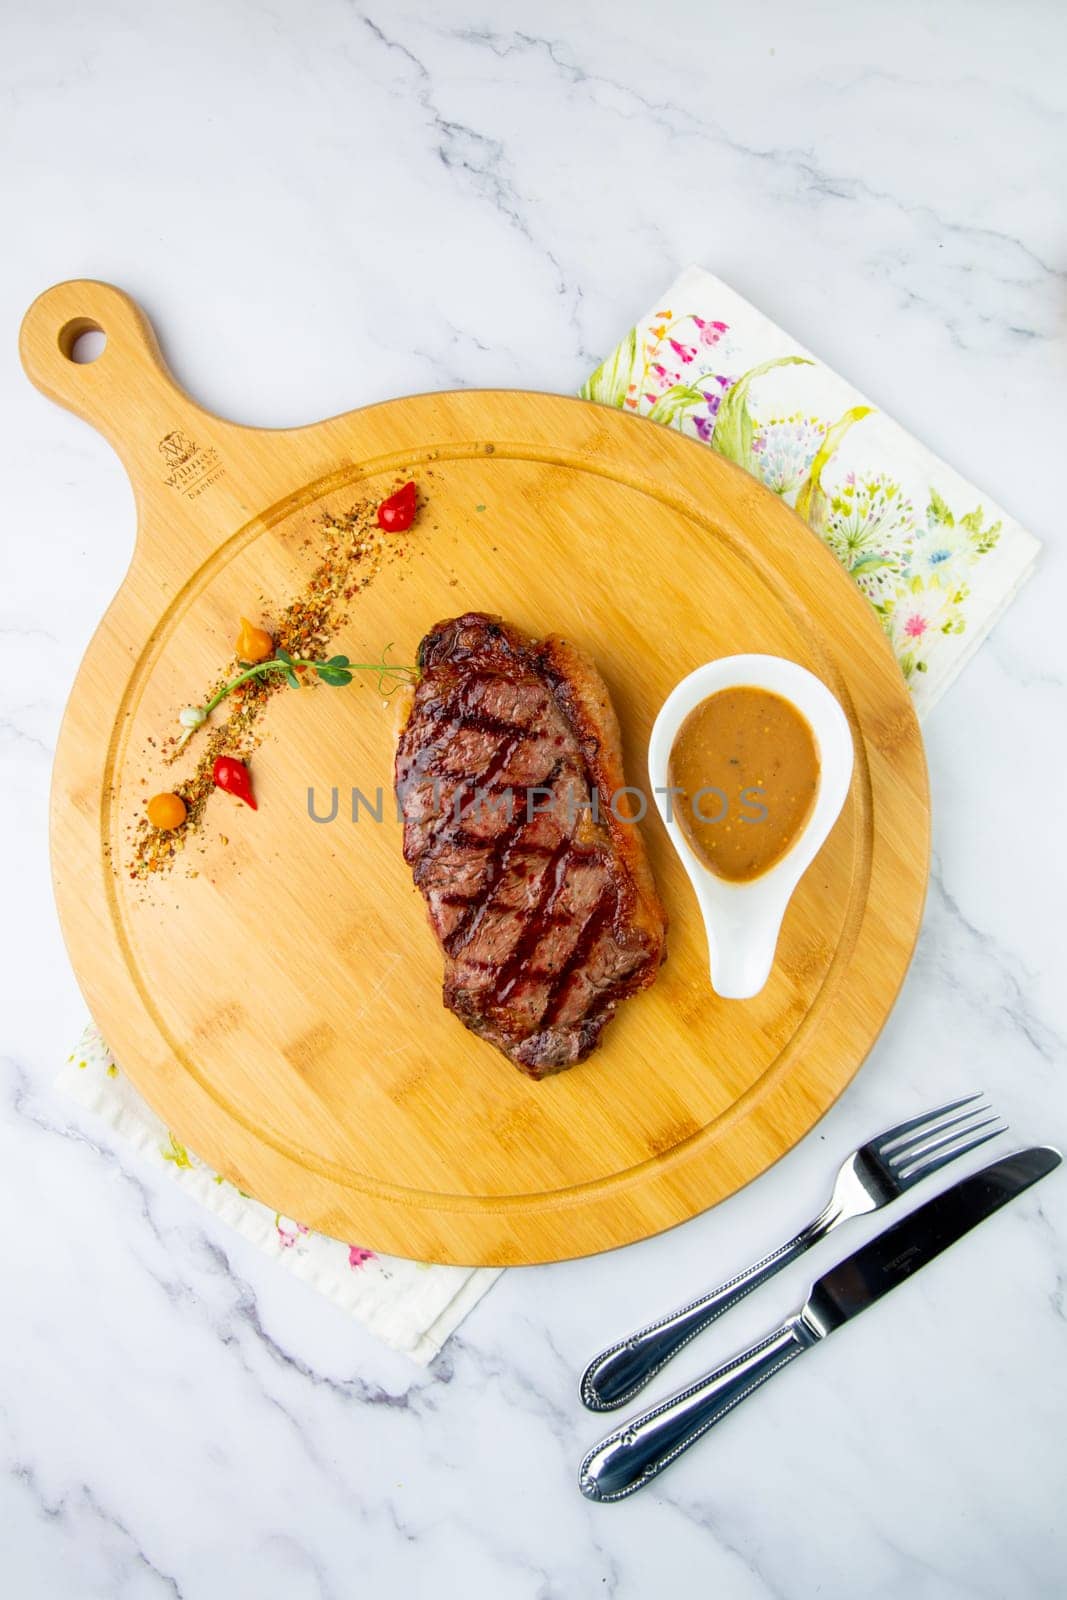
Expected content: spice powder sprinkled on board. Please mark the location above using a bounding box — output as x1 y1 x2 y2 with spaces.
127 491 408 883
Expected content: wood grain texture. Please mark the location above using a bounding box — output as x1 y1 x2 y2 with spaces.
23 280 930 1266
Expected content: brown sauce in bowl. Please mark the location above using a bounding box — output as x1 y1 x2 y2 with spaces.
668 686 819 881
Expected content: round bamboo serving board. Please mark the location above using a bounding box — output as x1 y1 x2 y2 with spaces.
24 281 929 1267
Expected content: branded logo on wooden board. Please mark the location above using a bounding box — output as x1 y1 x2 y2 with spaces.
158 430 225 499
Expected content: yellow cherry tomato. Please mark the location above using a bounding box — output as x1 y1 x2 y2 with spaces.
236 616 274 664
147 792 187 831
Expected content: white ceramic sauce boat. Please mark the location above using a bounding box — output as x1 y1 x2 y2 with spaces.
647 654 854 1000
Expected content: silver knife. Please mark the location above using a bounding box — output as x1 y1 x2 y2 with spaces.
579 1146 1060 1503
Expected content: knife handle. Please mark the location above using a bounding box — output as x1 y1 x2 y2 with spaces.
579 1315 816 1503
579 1223 821 1412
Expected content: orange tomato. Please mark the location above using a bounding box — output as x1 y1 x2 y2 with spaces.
147 792 187 830
236 616 274 663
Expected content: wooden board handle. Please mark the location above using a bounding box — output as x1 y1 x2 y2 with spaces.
21 280 191 442
20 280 249 562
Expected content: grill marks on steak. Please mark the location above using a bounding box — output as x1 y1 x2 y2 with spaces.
395 614 668 1077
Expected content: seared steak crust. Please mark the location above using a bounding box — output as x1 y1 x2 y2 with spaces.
395 613 667 1077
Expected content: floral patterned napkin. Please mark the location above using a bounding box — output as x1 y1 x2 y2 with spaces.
59 265 1040 1361
58 1026 501 1363
585 266 1039 714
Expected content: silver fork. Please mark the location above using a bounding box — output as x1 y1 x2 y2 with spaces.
580 1093 1005 1412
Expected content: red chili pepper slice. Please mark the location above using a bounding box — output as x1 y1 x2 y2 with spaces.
213 755 257 810
377 480 418 532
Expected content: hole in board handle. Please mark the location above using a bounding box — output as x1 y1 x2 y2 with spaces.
59 318 107 364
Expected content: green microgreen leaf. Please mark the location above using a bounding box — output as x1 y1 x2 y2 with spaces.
179 642 418 744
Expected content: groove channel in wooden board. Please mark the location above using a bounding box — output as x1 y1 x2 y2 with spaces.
24 280 929 1266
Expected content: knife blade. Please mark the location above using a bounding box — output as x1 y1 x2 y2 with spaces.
579 1146 1060 1502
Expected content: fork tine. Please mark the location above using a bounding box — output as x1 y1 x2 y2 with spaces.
883 1103 993 1167
896 1122 1007 1185
871 1092 985 1156
892 1113 1002 1172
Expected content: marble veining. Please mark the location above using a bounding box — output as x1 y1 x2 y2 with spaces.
2 0 1065 1594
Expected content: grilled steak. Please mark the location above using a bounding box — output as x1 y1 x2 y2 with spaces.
395 613 667 1077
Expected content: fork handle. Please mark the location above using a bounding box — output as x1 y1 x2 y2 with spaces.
579 1219 825 1413
579 1315 817 1502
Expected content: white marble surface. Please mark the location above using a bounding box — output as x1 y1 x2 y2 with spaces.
3 0 1066 1593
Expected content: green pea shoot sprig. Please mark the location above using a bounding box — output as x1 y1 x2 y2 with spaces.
175 644 418 748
